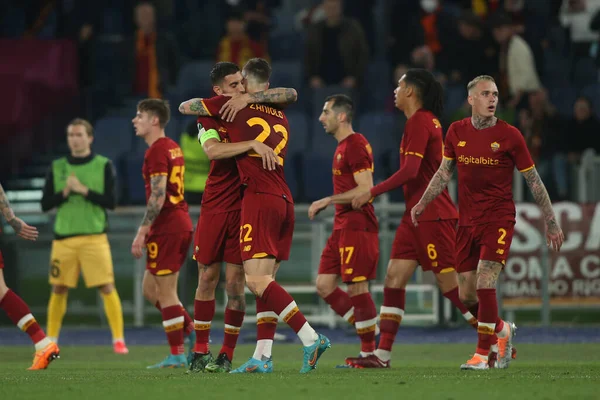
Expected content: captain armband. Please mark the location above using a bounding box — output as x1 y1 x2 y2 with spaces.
199 128 221 146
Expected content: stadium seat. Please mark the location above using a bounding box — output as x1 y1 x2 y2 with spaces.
268 32 304 60
550 86 578 117
94 117 134 163
270 61 303 90
124 151 147 205
581 83 600 119
357 112 401 181
286 111 309 157
301 152 334 202
175 61 215 101
573 58 599 90
361 60 392 112
542 49 571 88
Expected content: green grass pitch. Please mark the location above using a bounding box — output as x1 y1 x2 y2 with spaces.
0 344 598 400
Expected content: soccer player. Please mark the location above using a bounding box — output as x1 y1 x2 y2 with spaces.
411 75 564 370
41 118 128 354
180 58 331 374
187 62 290 373
307 95 379 361
347 69 477 368
131 99 194 369
0 183 60 370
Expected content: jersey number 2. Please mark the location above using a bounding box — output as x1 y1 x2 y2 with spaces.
246 117 289 165
169 166 185 204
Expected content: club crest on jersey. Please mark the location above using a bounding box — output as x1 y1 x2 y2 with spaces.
432 118 441 128
490 142 500 152
336 153 342 162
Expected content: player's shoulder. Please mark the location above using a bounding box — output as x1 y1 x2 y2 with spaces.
496 119 522 137
448 117 471 131
412 109 442 128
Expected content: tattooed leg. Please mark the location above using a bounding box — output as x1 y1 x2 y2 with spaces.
225 263 246 312
196 263 221 301
476 260 503 289
458 271 478 307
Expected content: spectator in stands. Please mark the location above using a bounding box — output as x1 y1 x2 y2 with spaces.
216 10 268 68
520 90 569 200
124 1 180 99
490 12 542 110
566 96 600 163
241 0 281 47
559 0 600 63
180 120 210 205
304 0 369 89
444 11 498 85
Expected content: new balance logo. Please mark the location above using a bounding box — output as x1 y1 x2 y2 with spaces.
458 141 467 147
496 249 504 255
243 245 252 252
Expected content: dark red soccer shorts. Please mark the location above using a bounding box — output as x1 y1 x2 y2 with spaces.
0 250 4 269
240 192 294 261
145 231 192 276
391 219 457 273
194 210 242 266
456 221 515 273
318 229 379 283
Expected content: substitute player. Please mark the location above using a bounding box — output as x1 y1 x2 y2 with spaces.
41 118 128 354
411 75 564 370
131 99 194 369
347 69 476 368
188 62 292 373
308 95 379 361
0 183 59 370
180 58 331 374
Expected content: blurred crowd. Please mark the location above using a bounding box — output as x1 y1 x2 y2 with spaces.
1 0 599 203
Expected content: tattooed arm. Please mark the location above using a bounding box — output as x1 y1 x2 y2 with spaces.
246 88 298 107
522 167 564 251
0 184 38 240
179 99 211 116
131 175 167 258
410 158 456 226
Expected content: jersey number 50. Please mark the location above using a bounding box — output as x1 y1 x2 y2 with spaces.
169 166 185 204
246 117 289 166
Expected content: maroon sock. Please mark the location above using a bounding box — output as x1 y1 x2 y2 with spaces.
323 287 354 325
378 288 405 353
476 289 498 356
256 295 277 341
261 281 307 333
351 293 377 353
220 308 245 361
0 290 46 344
193 299 215 354
443 287 478 329
181 304 194 336
161 305 184 355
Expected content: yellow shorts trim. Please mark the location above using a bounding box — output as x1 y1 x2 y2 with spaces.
251 252 269 259
49 234 114 289
439 267 455 274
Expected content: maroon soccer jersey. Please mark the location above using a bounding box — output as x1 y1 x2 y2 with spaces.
197 117 241 214
201 96 293 202
332 133 378 232
399 110 458 221
444 118 535 226
143 137 193 235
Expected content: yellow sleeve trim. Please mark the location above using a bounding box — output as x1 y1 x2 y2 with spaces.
519 165 535 173
443 155 455 160
200 99 212 116
353 167 374 175
149 172 168 177
439 267 455 274
405 151 424 158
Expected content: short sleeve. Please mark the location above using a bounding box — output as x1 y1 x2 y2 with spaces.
197 116 219 132
145 145 169 177
510 128 535 172
443 123 457 160
402 116 429 159
347 138 374 174
201 96 228 116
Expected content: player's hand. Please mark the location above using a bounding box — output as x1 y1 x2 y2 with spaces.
67 173 87 194
410 203 425 227
546 220 565 252
308 197 331 220
352 190 372 210
251 140 279 170
220 93 250 122
131 231 147 259
7 217 38 241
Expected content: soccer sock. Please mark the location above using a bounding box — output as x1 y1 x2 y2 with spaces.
1 290 49 350
351 293 377 355
180 303 194 336
468 303 479 319
161 305 185 355
443 287 478 329
253 296 277 360
323 287 355 325
375 287 405 362
46 292 68 341
101 291 125 343
220 308 245 361
261 281 318 347
475 289 498 359
193 299 215 354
